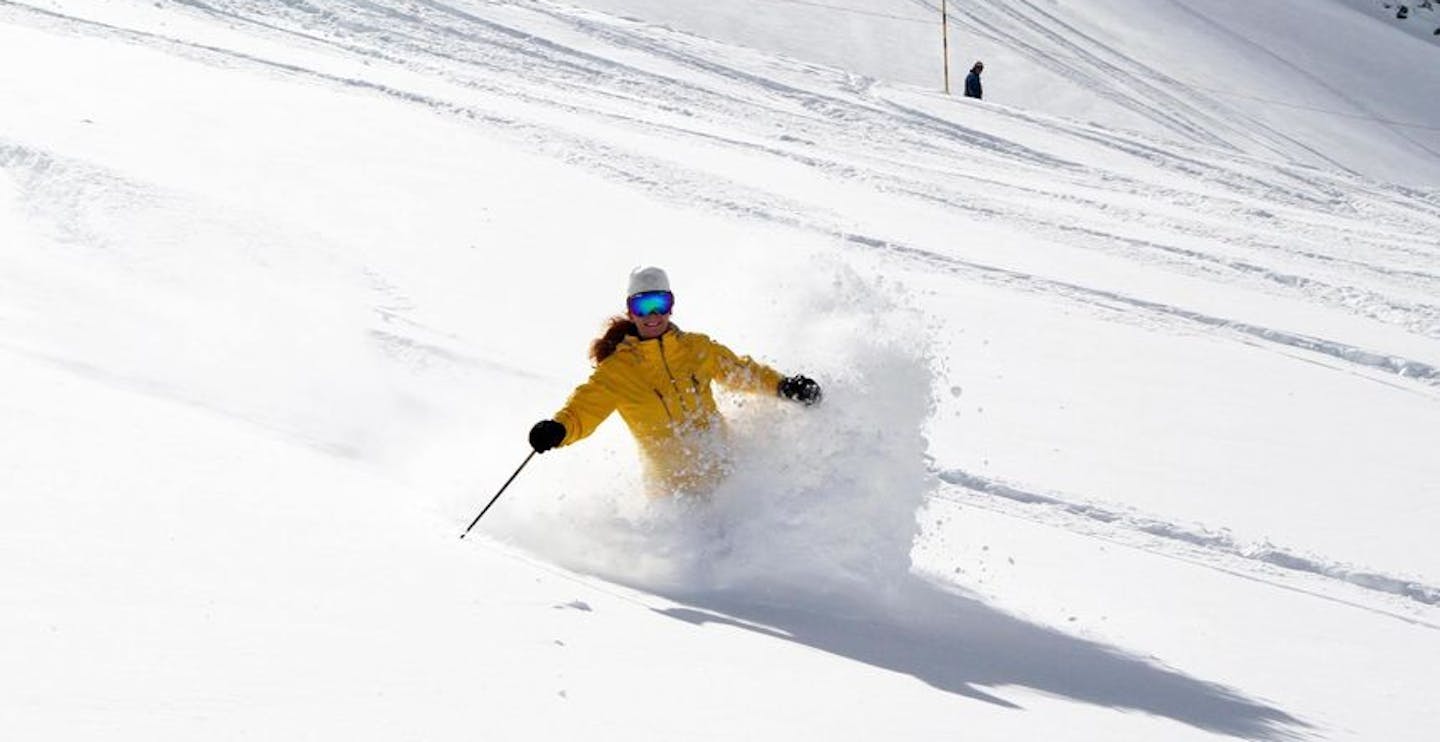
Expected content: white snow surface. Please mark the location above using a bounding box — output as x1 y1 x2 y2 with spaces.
3 1 1439 740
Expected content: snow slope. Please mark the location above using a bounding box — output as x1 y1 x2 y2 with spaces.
576 0 1440 186
3 0 1439 739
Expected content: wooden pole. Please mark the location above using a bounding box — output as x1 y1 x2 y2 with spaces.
942 0 951 95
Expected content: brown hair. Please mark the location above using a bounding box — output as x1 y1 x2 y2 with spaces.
590 315 637 365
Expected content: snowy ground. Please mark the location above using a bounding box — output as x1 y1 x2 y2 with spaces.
574 0 1440 186
3 1 1439 740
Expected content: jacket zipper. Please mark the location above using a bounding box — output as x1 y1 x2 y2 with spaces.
652 389 674 421
657 335 689 414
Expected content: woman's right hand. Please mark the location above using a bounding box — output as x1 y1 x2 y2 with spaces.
529 420 567 453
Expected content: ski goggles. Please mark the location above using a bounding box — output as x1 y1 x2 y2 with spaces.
627 290 674 317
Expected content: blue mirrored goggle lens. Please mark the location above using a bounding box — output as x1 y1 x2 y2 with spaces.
627 290 674 316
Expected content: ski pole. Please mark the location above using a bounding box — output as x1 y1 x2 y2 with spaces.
459 450 536 539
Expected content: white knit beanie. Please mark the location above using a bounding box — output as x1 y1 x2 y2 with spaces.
627 266 670 296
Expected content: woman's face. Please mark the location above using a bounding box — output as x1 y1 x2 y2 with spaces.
627 290 674 339
630 310 670 339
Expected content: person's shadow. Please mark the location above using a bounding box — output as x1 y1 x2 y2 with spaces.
645 577 1308 740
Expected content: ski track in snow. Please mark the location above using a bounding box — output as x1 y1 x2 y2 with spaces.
7 0 1439 620
930 469 1440 618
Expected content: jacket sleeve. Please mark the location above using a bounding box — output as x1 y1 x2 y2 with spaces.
552 366 618 447
708 337 785 397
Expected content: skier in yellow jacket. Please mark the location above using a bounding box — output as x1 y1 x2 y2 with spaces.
528 267 822 495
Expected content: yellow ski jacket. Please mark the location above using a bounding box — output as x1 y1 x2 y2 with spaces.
552 328 784 494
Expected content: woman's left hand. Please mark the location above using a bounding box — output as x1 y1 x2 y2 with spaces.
779 375 823 406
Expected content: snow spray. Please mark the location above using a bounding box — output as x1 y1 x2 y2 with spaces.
497 257 938 601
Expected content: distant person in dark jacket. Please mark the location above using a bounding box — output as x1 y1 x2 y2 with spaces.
964 61 984 99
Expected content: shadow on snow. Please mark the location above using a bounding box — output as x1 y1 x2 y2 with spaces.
650 577 1308 740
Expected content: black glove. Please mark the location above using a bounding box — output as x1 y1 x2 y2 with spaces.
528 419 566 453
778 375 823 406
